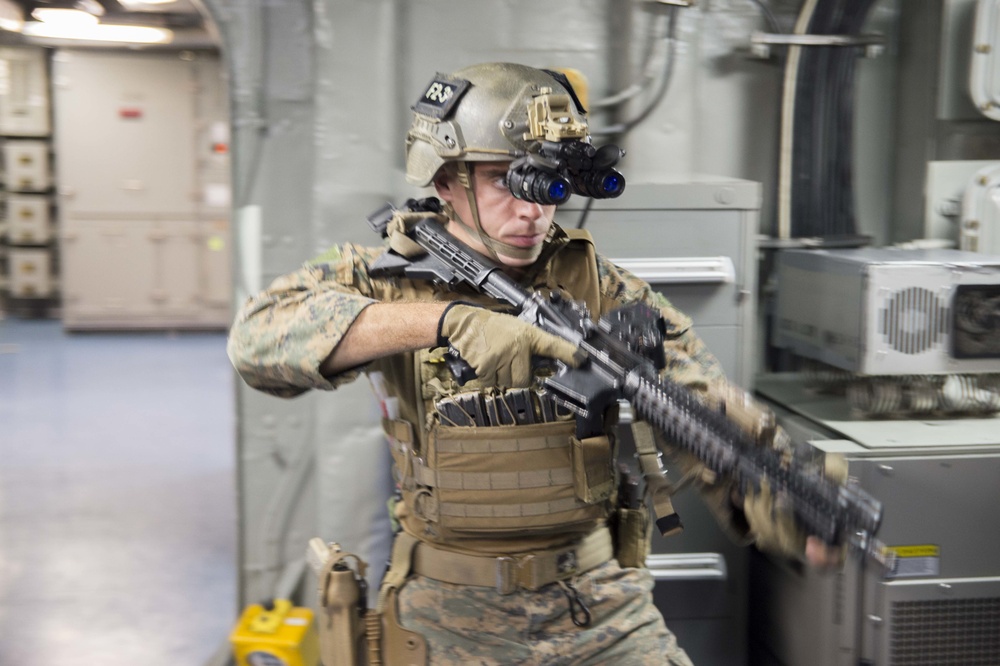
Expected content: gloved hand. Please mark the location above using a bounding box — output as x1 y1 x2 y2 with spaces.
741 473 846 569
741 478 807 561
437 303 581 388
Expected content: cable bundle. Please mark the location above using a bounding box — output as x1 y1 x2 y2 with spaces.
785 0 878 238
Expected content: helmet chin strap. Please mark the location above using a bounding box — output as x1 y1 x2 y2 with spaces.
451 161 545 264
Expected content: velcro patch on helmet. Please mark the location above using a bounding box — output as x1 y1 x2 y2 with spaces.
413 74 471 120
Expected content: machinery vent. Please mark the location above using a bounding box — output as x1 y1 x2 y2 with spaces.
890 597 1000 665
878 287 949 355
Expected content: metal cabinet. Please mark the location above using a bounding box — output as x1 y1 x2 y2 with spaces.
60 218 231 329
7 194 52 244
52 50 231 329
3 140 50 192
8 247 52 297
0 47 52 137
557 177 759 387
752 375 1000 666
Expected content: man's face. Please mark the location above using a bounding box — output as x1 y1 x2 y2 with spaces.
435 162 556 268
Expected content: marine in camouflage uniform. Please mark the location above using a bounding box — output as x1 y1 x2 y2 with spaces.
229 233 774 665
228 63 814 665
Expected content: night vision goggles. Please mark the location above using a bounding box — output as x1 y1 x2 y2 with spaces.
507 140 625 206
507 85 626 206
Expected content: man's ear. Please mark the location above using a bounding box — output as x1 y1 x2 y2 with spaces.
433 171 456 203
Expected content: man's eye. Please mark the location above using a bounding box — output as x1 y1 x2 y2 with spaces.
495 175 509 189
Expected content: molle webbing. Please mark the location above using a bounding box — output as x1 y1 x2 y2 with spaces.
409 463 575 491
437 496 587 519
434 433 570 454
386 418 610 538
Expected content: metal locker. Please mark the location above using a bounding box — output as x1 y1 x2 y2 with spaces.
7 194 51 244
557 178 760 387
3 140 50 192
9 247 52 297
0 46 51 137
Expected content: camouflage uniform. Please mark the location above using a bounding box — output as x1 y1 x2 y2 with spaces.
398 561 691 666
228 224 752 665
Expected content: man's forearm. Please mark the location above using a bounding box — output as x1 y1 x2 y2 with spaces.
320 301 450 375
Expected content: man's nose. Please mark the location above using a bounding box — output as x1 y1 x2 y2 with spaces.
513 196 545 219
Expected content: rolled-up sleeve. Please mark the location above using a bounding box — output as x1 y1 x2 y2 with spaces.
226 243 381 397
597 255 726 391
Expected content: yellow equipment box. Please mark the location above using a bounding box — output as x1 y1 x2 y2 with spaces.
230 599 320 666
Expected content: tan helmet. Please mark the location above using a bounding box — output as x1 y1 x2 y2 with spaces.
404 62 589 187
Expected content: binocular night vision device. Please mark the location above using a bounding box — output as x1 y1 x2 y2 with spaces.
507 140 626 206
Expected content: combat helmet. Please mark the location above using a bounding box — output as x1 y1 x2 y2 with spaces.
404 63 624 263
404 62 589 188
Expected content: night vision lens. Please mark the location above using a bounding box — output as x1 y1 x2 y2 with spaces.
571 168 626 199
600 172 624 196
548 179 569 202
507 163 571 206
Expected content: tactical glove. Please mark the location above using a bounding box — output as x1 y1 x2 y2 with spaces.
437 303 580 388
742 452 850 565
741 478 807 560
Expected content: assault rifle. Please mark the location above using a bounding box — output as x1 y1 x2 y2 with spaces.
366 198 890 567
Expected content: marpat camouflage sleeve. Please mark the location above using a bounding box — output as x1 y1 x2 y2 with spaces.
596 254 727 392
226 243 385 398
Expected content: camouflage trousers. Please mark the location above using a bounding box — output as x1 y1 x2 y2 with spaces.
396 559 694 665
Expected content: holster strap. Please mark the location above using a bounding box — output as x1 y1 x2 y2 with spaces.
632 421 684 537
411 527 613 595
377 531 419 614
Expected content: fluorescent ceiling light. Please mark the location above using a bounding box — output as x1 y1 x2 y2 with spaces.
0 0 24 32
31 8 99 26
22 22 173 43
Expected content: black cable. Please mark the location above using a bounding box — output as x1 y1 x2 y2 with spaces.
790 16 816 236
811 44 831 235
834 47 856 234
828 0 851 236
789 0 878 238
575 197 595 230
812 0 839 237
838 0 878 235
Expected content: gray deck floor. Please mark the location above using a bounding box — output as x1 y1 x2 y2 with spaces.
0 318 237 666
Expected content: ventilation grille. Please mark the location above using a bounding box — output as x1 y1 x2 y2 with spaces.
890 597 1000 665
879 287 949 355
